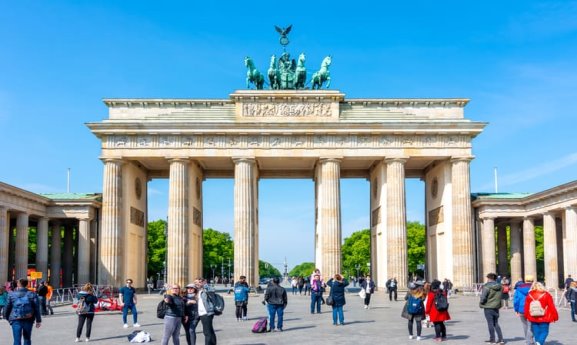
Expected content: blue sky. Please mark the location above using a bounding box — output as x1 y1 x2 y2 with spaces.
1 1 576 272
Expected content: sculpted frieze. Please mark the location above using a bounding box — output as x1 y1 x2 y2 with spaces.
242 102 332 117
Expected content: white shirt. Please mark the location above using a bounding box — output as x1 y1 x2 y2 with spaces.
197 293 208 316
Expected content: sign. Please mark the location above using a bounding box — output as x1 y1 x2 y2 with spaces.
30 272 43 279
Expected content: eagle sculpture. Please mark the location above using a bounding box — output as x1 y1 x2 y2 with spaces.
275 25 292 37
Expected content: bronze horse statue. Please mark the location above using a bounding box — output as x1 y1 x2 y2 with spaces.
311 56 331 90
295 53 306 89
244 56 264 90
267 55 280 90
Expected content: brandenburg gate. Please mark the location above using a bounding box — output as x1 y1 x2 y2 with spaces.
87 90 485 289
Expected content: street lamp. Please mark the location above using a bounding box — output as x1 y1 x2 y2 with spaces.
210 264 216 282
355 264 360 278
227 258 231 283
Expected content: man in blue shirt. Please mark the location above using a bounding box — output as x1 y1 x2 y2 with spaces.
119 278 140 328
4 278 42 345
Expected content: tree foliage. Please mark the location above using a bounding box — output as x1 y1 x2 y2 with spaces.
407 221 426 274
342 229 371 278
147 219 166 278
288 262 315 278
259 260 282 278
202 228 233 279
535 226 544 281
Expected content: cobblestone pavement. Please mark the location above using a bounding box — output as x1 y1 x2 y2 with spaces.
1 290 573 344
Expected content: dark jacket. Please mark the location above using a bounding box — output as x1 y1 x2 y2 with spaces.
265 284 287 307
360 279 375 294
164 294 185 318
480 281 502 309
184 296 199 320
327 278 349 307
567 287 577 303
77 291 99 314
36 285 48 297
4 288 42 323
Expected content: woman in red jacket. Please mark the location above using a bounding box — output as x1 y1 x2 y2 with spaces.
524 282 558 345
425 280 451 342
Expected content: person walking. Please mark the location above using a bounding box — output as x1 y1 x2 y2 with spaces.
75 283 98 342
310 274 324 314
119 278 140 328
45 284 54 315
480 273 505 345
326 274 349 325
567 281 577 322
524 281 558 345
425 279 450 342
0 286 8 319
35 281 48 316
161 284 185 345
360 275 375 309
264 277 287 332
197 278 217 345
501 276 511 309
513 275 535 345
183 284 199 345
291 277 298 295
386 277 398 301
3 278 42 345
403 282 426 340
297 276 304 295
233 275 250 321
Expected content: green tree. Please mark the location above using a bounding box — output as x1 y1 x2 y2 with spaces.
202 228 233 279
147 219 167 278
535 226 544 281
259 260 281 278
407 221 426 274
342 229 371 278
288 262 315 278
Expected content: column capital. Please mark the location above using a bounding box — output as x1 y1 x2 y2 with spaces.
319 157 342 164
100 157 124 165
480 216 495 222
384 157 408 164
565 205 577 211
450 156 474 163
77 216 94 222
232 157 256 164
167 157 190 164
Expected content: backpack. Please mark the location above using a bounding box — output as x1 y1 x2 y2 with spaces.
11 292 35 320
76 296 91 315
234 286 248 302
251 317 268 333
528 293 546 317
156 300 168 319
207 291 225 315
502 285 510 294
407 295 424 314
434 291 449 311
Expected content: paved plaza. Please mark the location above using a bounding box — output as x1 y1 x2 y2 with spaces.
1 289 574 344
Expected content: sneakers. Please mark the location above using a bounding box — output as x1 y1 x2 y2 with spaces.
416 336 422 341
133 323 141 327
409 335 415 339
85 339 90 342
75 338 80 343
123 324 129 328
364 305 368 309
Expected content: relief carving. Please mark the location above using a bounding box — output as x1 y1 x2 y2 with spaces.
242 102 332 117
429 206 444 226
130 207 145 227
193 207 202 226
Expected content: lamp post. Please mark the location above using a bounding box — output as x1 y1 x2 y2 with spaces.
227 258 231 283
355 264 360 279
210 264 216 283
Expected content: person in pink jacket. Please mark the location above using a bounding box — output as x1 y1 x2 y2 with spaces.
524 282 558 345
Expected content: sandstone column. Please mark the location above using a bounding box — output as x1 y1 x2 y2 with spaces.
234 158 259 287
543 212 558 288
0 207 9 282
451 157 475 287
77 218 91 284
63 225 74 287
497 224 508 276
36 217 49 281
50 222 61 287
99 158 123 286
523 217 537 280
316 158 342 278
565 207 577 278
167 159 189 288
509 221 522 284
15 213 29 279
386 158 407 288
481 217 496 278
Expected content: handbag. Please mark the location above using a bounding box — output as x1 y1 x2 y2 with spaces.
359 289 366 299
326 295 334 306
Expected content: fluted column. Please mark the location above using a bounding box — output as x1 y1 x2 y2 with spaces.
451 157 475 287
497 224 508 276
63 226 74 287
523 217 537 280
36 217 49 281
166 159 189 288
386 158 407 288
234 158 259 287
77 218 91 284
0 207 9 282
481 217 496 277
50 222 61 287
99 158 123 286
15 213 29 279
316 158 342 278
565 207 577 278
543 212 558 288
510 221 522 284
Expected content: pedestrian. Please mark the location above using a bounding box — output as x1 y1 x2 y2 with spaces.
183 284 199 345
304 277 311 296
360 275 375 309
119 278 140 328
297 276 304 295
564 275 574 290
567 281 577 322
513 275 535 345
425 279 450 342
501 276 511 309
36 281 48 316
480 273 505 345
386 277 398 301
402 282 426 340
310 273 324 314
524 281 559 345
161 284 185 345
197 278 217 345
75 283 98 342
234 275 250 321
291 277 298 295
45 284 54 315
326 273 349 325
264 277 287 332
3 278 42 345
0 286 7 319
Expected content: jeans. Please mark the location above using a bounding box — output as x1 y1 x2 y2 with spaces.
332 305 344 325
199 315 216 345
433 321 446 339
267 304 285 330
364 293 372 306
122 304 138 324
388 288 397 301
11 319 34 345
531 322 550 345
408 316 423 336
518 314 533 345
183 317 199 345
483 308 503 342
161 315 181 345
235 301 247 319
571 301 576 321
76 314 95 338
38 296 47 315
310 292 322 313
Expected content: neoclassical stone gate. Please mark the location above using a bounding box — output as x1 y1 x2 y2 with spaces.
88 90 485 289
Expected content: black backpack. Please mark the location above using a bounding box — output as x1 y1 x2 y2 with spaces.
156 300 168 319
207 291 225 316
434 291 449 311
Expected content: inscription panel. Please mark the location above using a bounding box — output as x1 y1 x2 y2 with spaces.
242 103 332 117
429 206 444 226
130 207 145 227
